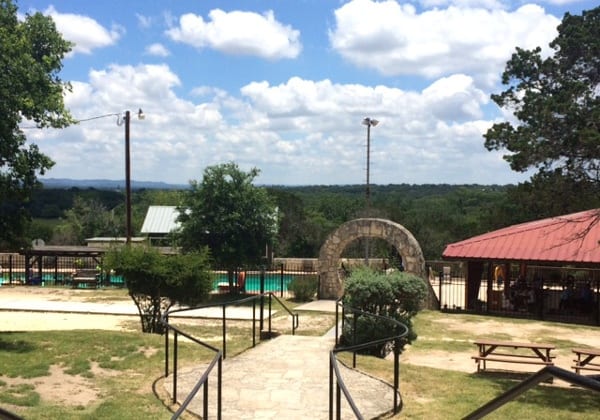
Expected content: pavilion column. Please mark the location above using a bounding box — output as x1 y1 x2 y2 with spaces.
466 261 484 310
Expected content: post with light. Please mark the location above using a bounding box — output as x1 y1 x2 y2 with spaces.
362 117 379 265
119 109 144 245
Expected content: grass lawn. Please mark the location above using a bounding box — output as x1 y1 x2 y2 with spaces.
0 296 599 419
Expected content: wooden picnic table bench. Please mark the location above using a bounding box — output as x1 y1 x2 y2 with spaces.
472 340 555 372
71 269 99 289
572 348 600 374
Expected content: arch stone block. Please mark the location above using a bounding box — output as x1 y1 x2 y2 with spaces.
318 218 426 299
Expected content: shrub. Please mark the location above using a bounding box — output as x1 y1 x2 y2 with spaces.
342 267 428 357
288 275 318 301
104 245 212 334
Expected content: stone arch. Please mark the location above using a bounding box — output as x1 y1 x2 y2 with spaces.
318 218 426 299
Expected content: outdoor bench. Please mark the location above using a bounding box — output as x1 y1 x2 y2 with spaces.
472 340 555 372
72 269 99 289
572 347 600 374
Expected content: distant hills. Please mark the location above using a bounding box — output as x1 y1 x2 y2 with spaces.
41 178 189 190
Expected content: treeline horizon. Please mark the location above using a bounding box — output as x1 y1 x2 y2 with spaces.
27 182 598 261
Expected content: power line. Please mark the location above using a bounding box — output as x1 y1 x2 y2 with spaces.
20 112 121 129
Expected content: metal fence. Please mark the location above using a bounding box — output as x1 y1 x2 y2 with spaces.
4 251 599 326
0 253 318 298
0 252 114 287
210 263 318 300
426 261 600 326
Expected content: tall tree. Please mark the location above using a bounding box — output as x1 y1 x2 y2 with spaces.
0 0 73 249
484 7 600 196
53 196 121 245
176 162 278 288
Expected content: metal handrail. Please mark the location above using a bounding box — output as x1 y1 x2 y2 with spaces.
330 299 409 419
463 366 600 419
161 292 298 419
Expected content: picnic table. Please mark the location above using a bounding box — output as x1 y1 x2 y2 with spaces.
472 339 555 372
572 348 600 374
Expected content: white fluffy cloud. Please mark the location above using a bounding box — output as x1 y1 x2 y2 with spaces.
36 65 514 185
145 43 170 57
31 1 560 186
329 0 560 86
44 6 122 54
165 9 301 59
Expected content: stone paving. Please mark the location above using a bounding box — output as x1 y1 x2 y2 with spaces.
164 300 399 419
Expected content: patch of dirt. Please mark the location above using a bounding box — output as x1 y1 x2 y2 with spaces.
1 364 99 406
138 346 159 358
3 287 600 401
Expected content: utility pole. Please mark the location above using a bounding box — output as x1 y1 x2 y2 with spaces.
362 117 379 265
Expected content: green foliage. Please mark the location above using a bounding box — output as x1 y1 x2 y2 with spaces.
501 173 600 223
0 383 40 407
484 6 600 191
103 245 212 333
52 196 121 245
177 162 278 271
342 267 428 357
272 183 515 259
0 0 73 250
288 275 318 301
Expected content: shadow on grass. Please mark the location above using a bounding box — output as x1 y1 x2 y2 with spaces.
469 371 600 413
0 333 37 353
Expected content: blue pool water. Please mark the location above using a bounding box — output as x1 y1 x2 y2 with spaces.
212 273 294 292
0 271 291 292
0 272 124 286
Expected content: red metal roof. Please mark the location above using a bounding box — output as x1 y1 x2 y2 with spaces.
442 209 600 265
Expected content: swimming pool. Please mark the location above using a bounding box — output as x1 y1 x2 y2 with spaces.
212 273 294 293
0 272 125 286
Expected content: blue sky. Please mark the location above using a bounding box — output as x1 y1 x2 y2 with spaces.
19 0 597 186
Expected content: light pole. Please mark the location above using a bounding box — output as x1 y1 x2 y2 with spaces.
119 109 144 245
362 117 379 264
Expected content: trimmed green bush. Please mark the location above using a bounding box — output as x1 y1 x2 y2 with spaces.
104 246 212 334
288 275 318 301
342 267 428 357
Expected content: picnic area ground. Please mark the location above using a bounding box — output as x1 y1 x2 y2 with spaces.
1 285 600 409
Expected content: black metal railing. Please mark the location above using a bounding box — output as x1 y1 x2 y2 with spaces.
426 261 600 326
463 366 600 419
210 264 318 299
162 293 299 419
329 299 409 419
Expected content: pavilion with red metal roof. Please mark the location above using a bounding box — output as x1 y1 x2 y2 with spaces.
443 209 600 266
441 209 600 324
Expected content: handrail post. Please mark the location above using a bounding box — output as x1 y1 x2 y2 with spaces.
222 305 227 359
172 330 178 404
217 356 223 420
252 298 256 347
260 266 265 332
335 301 340 347
329 355 334 420
164 315 169 377
394 335 400 413
335 381 341 420
268 293 272 335
352 311 357 368
203 375 209 419
280 263 284 298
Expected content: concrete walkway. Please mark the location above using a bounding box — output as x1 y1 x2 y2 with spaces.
164 334 397 419
163 299 398 419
